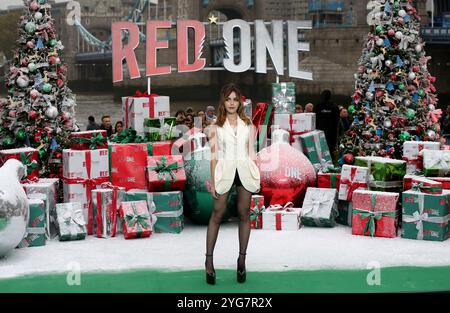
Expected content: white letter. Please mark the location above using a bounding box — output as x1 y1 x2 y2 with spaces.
255 20 284 75
366 261 381 286
288 21 313 80
66 262 81 286
223 19 251 73
66 1 81 26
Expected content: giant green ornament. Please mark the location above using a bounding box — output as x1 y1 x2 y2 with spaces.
406 109 415 119
183 134 237 225
25 22 36 33
42 83 52 93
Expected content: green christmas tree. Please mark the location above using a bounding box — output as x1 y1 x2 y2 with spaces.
339 0 440 164
0 0 78 177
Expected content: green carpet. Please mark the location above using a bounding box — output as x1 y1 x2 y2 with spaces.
1 266 450 293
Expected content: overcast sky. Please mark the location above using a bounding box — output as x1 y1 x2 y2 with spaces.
0 0 69 10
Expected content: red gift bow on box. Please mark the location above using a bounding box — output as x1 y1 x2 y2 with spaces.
63 151 109 235
288 115 310 143
266 202 295 230
340 167 368 201
124 91 159 128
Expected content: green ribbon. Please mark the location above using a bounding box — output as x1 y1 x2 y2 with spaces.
148 156 182 191
71 133 107 149
258 104 273 151
124 202 151 238
321 166 342 174
20 152 39 176
250 204 265 229
330 174 338 189
353 194 397 237
111 128 145 144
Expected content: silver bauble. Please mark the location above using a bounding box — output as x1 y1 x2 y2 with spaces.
427 130 436 140
0 159 28 258
384 119 392 128
395 31 403 40
429 105 436 111
408 72 416 80
415 44 423 53
376 38 384 46
385 60 392 67
34 12 43 20
404 99 411 106
366 92 374 101
16 76 29 88
45 106 58 119
398 9 407 17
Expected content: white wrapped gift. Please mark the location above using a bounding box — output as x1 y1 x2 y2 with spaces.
338 165 369 201
423 150 450 177
262 203 301 231
403 141 440 174
122 95 170 135
301 188 338 227
273 113 316 134
63 149 109 180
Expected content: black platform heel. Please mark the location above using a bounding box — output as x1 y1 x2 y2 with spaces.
205 254 216 285
237 252 247 283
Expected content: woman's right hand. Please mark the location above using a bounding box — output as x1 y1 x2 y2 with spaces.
210 185 219 200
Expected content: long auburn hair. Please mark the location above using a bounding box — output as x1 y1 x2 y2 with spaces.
215 83 253 127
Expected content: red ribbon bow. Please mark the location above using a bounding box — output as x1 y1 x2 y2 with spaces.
125 91 160 128
340 167 367 201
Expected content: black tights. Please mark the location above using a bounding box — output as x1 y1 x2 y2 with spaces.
205 173 253 273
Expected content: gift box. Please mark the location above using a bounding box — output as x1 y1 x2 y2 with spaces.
337 200 353 226
22 178 59 238
355 156 406 183
403 174 422 191
272 82 296 114
262 203 301 231
122 93 170 135
250 195 265 229
144 117 177 142
252 102 274 152
297 130 332 172
403 141 441 174
301 188 338 227
109 143 173 191
70 130 108 150
423 150 450 177
351 190 399 238
56 203 87 241
147 155 186 192
402 190 450 241
409 177 442 195
91 184 126 238
338 165 369 201
0 147 39 181
273 113 316 138
426 177 450 190
119 201 154 239
126 189 183 234
17 199 46 248
317 167 341 190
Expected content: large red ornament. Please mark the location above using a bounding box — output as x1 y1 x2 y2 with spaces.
256 129 316 207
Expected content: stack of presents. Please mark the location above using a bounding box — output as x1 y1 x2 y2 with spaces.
250 83 450 242
2 84 449 249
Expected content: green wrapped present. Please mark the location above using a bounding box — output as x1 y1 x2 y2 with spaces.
126 189 184 233
144 117 177 142
272 82 296 113
17 199 46 248
355 156 406 190
298 130 332 172
56 203 87 241
402 190 450 241
423 150 450 177
336 200 353 226
301 188 338 227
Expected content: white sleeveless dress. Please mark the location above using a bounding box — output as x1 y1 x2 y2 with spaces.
214 116 261 195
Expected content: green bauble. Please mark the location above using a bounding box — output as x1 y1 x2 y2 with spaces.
398 83 405 90
16 129 27 141
348 105 356 114
42 83 52 93
28 63 37 72
3 136 14 146
38 0 47 4
48 39 57 47
406 109 415 119
399 132 411 141
376 26 383 34
418 89 425 97
183 136 236 225
25 22 36 33
38 148 47 160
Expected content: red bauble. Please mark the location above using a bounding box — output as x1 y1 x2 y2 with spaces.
29 1 39 11
57 79 64 88
413 65 420 72
49 56 57 65
344 153 354 165
26 41 35 49
388 29 395 36
28 110 38 120
376 90 384 98
256 130 316 207
21 58 29 67
9 111 16 118
390 74 397 81
34 131 42 143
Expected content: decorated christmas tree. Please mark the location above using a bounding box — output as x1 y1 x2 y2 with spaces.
0 0 78 177
338 0 440 164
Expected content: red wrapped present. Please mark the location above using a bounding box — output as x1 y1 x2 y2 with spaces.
250 195 265 229
0 147 39 182
318 172 341 190
119 201 153 239
410 177 442 195
109 143 172 191
351 190 399 238
426 177 450 190
70 130 108 150
147 155 186 191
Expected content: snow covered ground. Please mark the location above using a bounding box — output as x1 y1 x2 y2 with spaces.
1 223 450 279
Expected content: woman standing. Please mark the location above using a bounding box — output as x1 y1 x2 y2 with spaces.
205 83 261 285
